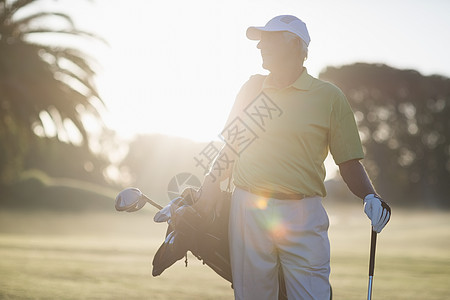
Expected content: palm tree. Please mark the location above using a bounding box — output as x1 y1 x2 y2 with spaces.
0 0 105 182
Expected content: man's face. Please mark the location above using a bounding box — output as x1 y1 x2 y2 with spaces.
257 31 298 71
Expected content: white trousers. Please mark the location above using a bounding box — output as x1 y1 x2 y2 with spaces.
229 188 331 300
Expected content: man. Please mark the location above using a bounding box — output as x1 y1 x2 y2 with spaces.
194 15 391 300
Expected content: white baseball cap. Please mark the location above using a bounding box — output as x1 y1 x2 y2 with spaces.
246 15 311 46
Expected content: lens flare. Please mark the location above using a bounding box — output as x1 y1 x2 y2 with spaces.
267 214 287 240
252 200 288 240
255 197 268 210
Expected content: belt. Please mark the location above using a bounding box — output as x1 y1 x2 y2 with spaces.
235 184 307 200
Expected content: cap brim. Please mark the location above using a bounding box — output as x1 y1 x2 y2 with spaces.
246 26 265 40
246 26 291 40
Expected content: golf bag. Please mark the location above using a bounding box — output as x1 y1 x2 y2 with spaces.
152 188 233 281
151 187 289 300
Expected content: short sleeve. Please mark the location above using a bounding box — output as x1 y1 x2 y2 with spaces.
329 90 364 164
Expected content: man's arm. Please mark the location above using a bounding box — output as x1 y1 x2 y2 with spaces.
338 159 377 199
193 144 236 216
338 159 391 233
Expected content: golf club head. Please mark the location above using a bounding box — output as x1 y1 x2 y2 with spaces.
115 187 147 212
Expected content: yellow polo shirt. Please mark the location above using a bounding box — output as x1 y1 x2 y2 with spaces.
226 68 364 197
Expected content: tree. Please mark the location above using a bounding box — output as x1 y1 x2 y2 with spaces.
320 63 450 208
0 0 105 183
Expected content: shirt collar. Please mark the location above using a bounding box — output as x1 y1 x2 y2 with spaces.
263 67 314 91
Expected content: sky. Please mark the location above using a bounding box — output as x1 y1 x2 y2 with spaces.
31 0 450 144
57 0 450 144
24 0 449 180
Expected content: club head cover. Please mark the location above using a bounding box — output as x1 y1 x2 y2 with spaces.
154 197 183 223
180 187 199 205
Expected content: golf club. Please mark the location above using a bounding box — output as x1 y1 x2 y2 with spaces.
115 187 163 212
367 228 377 300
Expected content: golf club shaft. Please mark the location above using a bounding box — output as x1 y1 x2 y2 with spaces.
143 194 164 210
367 276 373 300
367 229 377 300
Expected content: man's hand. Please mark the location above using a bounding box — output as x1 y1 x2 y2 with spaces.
363 194 391 233
192 175 222 218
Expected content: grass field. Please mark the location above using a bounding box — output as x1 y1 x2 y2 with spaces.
0 203 449 299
